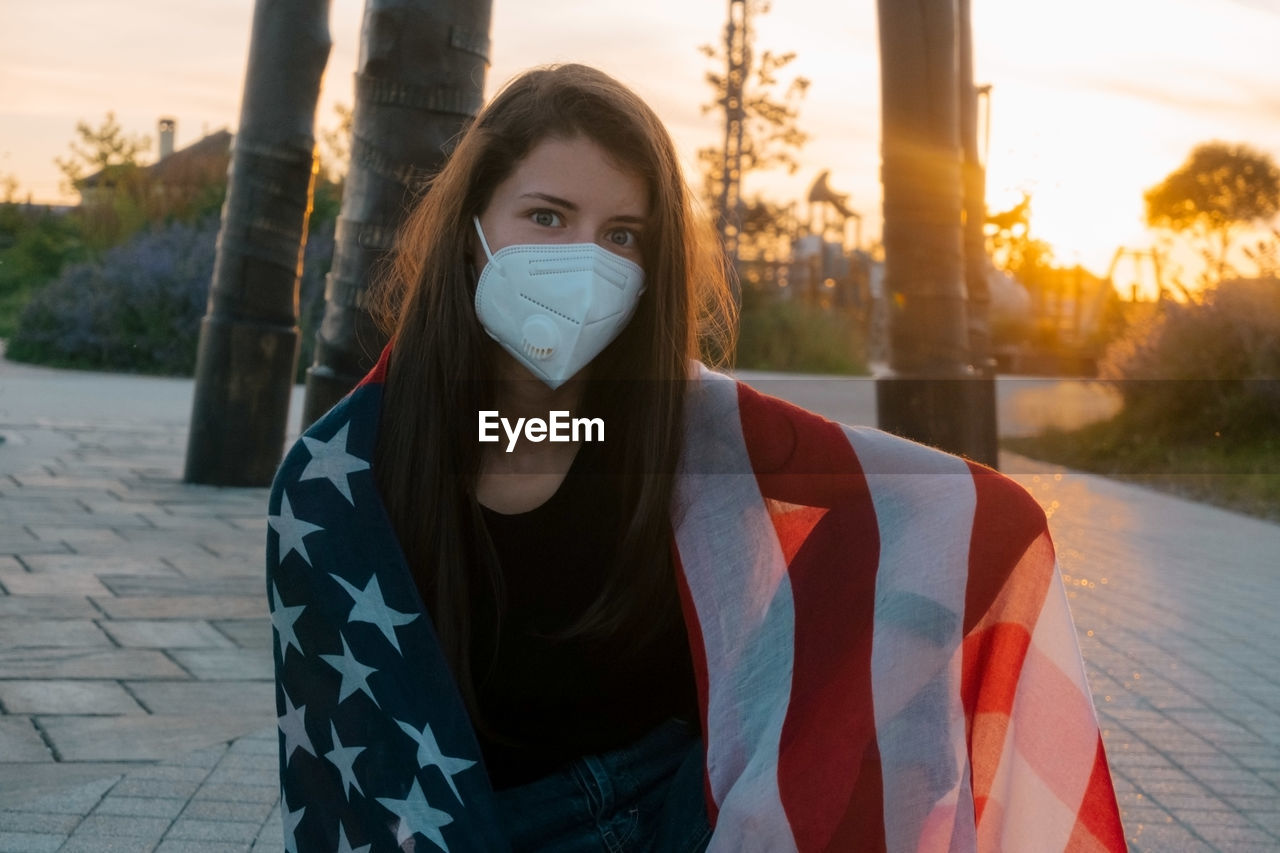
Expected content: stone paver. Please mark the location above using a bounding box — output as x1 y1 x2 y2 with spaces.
1 359 1278 850
0 680 145 715
124 681 274 716
98 620 235 650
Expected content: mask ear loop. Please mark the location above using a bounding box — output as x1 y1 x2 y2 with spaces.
472 216 499 266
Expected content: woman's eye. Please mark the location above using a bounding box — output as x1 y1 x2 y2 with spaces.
531 210 562 227
607 229 638 248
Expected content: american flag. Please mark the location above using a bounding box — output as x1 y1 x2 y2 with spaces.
268 351 1125 852
268 356 507 852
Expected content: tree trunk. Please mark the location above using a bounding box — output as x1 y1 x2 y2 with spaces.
184 0 331 486
874 0 978 458
300 0 493 427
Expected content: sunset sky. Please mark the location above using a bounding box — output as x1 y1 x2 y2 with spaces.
3 0 1279 294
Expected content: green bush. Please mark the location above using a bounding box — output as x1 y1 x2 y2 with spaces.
0 204 87 338
6 218 333 377
1099 277 1280 442
734 291 867 374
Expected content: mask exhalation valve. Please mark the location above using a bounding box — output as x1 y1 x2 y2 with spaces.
520 315 559 361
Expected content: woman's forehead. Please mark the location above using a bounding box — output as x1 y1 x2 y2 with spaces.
498 136 649 216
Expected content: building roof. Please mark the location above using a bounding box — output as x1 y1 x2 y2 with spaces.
80 129 232 190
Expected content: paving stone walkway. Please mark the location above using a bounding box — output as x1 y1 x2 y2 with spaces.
0 361 1277 851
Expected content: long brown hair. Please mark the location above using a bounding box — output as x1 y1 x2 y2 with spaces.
372 64 733 718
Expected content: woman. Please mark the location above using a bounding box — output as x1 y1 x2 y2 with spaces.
268 65 1125 852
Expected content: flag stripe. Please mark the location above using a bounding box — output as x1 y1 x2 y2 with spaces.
963 463 1059 827
672 542 717 826
1067 738 1127 852
1005 571 1114 850
851 425 978 852
674 370 797 852
737 387 886 852
356 345 391 389
963 463 1051 636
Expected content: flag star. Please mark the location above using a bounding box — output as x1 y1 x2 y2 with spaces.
330 573 419 653
336 822 371 853
270 582 306 660
278 688 316 764
269 493 324 567
325 721 365 800
281 791 306 853
300 422 370 504
376 778 454 851
395 719 476 805
320 634 380 707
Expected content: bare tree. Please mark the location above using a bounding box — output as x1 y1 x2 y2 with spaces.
184 0 332 486
699 1 809 271
300 0 493 426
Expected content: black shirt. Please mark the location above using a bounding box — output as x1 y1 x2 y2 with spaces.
473 444 699 789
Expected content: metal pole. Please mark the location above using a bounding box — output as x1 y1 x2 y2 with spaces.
184 0 332 486
300 0 492 427
718 0 748 279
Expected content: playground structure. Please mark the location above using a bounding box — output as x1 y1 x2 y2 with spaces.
735 169 873 314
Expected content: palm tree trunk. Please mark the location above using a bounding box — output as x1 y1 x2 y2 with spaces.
184 0 331 486
300 0 492 427
875 0 975 456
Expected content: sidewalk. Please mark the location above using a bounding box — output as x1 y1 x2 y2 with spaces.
1 360 1277 851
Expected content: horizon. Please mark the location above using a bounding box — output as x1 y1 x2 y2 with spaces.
3 0 1279 294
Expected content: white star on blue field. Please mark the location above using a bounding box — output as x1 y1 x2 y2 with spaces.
395 719 477 805
300 422 371 504
320 633 381 707
377 778 455 852
270 581 306 659
269 492 324 566
278 688 316 764
326 721 367 800
330 572 419 653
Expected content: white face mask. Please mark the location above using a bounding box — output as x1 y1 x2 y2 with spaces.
472 216 646 390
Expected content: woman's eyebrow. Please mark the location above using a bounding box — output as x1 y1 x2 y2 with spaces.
520 192 646 224
520 192 577 210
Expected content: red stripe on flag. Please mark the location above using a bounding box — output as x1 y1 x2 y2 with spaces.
672 542 718 826
737 383 861 509
356 342 392 388
962 463 1050 636
737 384 886 852
963 462 1056 824
1065 737 1127 852
962 622 1032 825
1014 643 1107 812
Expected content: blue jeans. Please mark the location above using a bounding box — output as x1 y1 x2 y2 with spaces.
492 718 713 852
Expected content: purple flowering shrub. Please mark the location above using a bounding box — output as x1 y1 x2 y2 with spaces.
7 218 333 377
